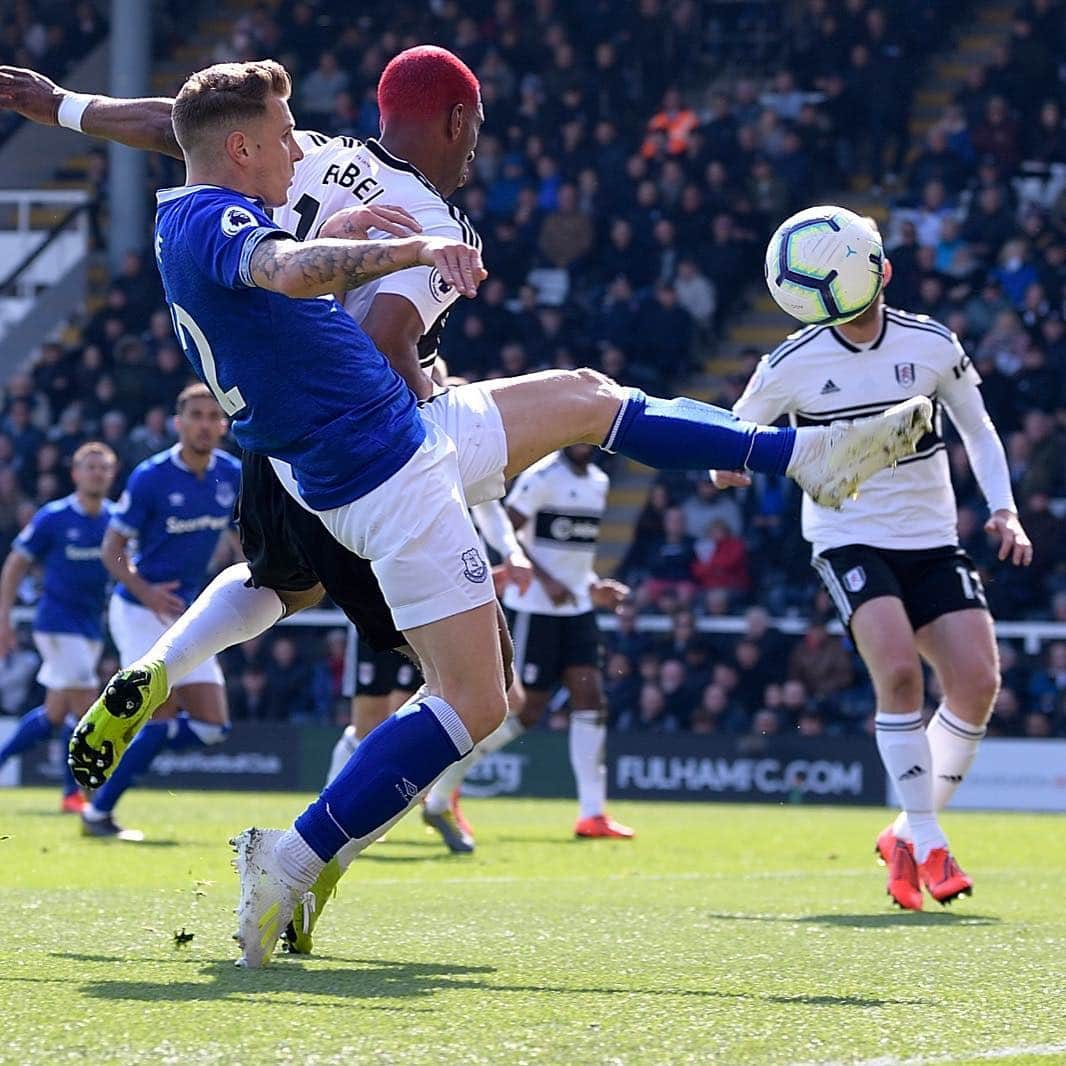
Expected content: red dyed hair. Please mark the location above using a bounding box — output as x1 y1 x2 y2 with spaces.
377 46 480 125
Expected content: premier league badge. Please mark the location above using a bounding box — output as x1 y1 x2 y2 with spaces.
894 362 916 387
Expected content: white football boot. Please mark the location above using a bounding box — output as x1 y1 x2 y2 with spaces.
787 395 932 510
231 827 308 968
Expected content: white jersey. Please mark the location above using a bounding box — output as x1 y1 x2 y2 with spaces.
734 307 987 553
502 452 610 617
277 131 481 370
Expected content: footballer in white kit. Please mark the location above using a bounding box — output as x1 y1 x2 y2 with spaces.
502 446 633 838
726 296 1032 911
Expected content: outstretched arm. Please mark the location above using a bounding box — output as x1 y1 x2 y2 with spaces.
248 234 486 301
0 66 180 159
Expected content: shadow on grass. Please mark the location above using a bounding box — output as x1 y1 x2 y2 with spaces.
62 952 929 1009
705 910 1001 928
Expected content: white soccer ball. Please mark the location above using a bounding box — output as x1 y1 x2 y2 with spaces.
764 205 885 326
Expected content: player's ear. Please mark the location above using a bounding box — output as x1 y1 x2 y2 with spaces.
224 129 249 166
882 257 893 288
448 102 464 142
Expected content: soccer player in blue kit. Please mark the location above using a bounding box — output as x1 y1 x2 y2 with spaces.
74 383 241 839
58 59 930 965
0 442 117 810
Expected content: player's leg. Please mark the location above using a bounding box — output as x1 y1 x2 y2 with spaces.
563 614 633 839
476 370 931 509
69 454 327 788
234 433 507 966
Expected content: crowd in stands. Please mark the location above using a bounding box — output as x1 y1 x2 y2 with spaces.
0 0 1063 734
0 1 108 144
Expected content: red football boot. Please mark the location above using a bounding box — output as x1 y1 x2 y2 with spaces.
60 792 87 814
450 788 474 839
919 847 973 905
574 814 635 839
886 840 923 911
874 823 912 866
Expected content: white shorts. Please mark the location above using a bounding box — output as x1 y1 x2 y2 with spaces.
108 594 224 686
271 422 496 631
417 383 508 506
32 632 103 690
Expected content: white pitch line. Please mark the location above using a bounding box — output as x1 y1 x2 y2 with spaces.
795 1042 1066 1066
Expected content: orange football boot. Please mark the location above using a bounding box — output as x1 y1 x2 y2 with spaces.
450 788 474 838
918 847 973 905
886 840 923 911
575 814 635 839
60 792 87 814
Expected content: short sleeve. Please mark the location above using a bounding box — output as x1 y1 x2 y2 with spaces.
506 468 551 520
13 510 52 560
370 202 466 330
732 354 793 425
110 465 152 539
185 197 290 290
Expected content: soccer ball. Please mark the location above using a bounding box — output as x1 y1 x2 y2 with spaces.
764 205 885 326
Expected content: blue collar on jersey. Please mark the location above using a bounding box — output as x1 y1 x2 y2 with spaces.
168 443 218 474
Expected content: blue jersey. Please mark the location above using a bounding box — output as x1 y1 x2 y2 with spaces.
111 445 242 608
13 494 113 639
153 184 425 509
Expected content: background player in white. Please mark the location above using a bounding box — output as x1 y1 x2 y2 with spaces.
714 251 1032 909
462 445 631 839
0 442 117 811
78 384 241 839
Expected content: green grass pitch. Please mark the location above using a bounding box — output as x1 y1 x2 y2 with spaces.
2 789 1065 1065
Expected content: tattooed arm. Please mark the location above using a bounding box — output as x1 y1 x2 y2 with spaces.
0 66 180 158
248 235 486 300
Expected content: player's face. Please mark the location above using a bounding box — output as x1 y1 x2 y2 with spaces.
453 97 484 193
176 397 228 455
248 95 303 207
72 453 117 499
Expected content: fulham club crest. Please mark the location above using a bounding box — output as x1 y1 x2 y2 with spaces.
894 362 916 387
843 566 866 593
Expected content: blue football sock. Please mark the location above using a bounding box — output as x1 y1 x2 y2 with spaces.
89 720 168 814
59 716 79 797
295 696 473 861
0 705 52 765
604 389 796 475
167 712 230 750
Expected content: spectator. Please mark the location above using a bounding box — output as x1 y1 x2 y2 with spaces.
787 619 854 700
691 520 750 596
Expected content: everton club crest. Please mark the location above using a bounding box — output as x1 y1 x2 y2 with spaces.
461 548 488 584
894 362 916 387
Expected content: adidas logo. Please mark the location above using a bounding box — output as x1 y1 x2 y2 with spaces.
820 379 841 394
898 765 925 780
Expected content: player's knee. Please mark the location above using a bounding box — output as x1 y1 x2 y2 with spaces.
463 694 508 744
952 664 1000 718
277 584 324 616
879 660 923 709
567 368 626 438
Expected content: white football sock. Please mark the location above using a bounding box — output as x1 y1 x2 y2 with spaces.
784 426 829 475
875 710 945 861
893 702 986 841
423 714 526 815
569 710 607 820
139 564 283 686
326 725 359 786
274 827 326 889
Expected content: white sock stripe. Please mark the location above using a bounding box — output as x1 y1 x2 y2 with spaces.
601 398 629 452
421 695 473 755
932 704 987 738
875 713 925 731
323 802 353 842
